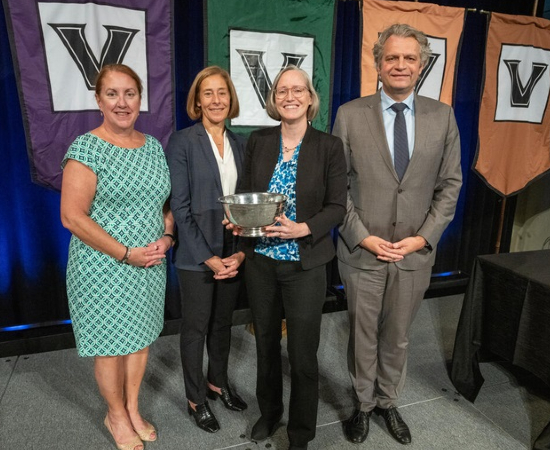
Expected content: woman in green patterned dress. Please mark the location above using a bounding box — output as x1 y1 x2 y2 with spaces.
60 64 173 450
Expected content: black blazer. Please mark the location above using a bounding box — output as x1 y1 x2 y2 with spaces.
239 125 347 270
166 122 246 271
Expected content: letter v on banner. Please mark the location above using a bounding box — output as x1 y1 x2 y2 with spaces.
48 24 139 90
475 12 550 196
503 60 547 108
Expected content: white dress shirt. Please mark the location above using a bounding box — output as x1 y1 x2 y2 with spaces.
206 130 238 196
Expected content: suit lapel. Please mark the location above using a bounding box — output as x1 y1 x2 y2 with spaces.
296 125 315 191
363 92 397 179
257 127 281 191
227 129 244 179
405 94 428 180
195 123 223 194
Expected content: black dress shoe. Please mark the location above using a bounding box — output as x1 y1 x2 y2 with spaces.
250 414 282 441
374 406 411 445
207 385 248 411
343 409 371 444
289 445 308 450
187 402 220 433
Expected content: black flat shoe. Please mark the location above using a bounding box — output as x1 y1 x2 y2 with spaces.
250 414 283 441
207 385 248 411
187 402 220 433
374 406 411 445
343 409 371 444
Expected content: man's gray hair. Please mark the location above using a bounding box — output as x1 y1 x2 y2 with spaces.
373 23 431 69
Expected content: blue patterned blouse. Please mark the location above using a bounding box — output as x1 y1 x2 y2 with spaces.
255 137 301 261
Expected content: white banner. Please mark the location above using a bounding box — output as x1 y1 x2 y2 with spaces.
494 44 550 123
38 2 148 111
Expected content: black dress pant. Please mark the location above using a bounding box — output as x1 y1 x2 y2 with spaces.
246 253 326 447
177 267 241 404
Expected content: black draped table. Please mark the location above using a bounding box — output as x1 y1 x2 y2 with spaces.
450 250 550 449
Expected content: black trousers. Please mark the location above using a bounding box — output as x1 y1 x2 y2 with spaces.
246 253 326 447
177 268 241 404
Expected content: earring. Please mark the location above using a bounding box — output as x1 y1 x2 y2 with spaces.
100 110 103 117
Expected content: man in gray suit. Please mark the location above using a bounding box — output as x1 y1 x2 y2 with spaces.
333 24 462 445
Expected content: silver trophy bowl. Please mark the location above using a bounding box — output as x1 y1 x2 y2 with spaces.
219 192 287 237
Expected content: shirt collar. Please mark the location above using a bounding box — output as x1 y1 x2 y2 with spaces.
381 89 415 112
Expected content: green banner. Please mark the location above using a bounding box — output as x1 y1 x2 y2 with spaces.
206 0 337 133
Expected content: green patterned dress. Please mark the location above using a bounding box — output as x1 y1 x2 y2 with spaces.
62 133 170 357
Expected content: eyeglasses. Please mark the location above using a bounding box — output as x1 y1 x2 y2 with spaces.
274 86 309 99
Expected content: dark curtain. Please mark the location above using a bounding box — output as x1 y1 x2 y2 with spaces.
0 4 71 328
0 0 539 332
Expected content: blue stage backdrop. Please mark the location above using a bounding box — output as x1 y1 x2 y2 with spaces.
0 0 542 333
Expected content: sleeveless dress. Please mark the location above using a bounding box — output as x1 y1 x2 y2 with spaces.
62 133 170 357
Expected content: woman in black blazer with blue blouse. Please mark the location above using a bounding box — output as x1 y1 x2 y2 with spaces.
236 66 347 450
166 66 247 434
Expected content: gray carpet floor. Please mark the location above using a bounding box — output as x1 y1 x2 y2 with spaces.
1 294 549 450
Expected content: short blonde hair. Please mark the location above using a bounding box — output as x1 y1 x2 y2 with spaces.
265 66 320 121
186 66 240 121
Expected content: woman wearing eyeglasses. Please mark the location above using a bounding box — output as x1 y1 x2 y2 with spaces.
236 66 347 450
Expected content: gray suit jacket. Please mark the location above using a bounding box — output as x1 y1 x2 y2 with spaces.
333 91 462 271
166 123 246 271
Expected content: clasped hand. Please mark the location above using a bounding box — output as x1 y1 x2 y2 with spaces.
127 236 172 268
361 235 427 263
205 253 245 280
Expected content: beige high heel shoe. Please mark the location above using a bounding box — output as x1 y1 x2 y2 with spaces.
104 415 144 450
135 420 157 441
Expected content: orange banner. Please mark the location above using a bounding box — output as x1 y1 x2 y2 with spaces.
361 0 465 106
475 13 550 196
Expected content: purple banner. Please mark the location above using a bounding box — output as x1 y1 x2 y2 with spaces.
3 0 174 190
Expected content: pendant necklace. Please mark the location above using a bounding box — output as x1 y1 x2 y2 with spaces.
281 136 303 153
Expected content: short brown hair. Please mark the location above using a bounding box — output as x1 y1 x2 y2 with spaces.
373 23 431 69
94 64 143 97
186 66 240 121
265 66 320 122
